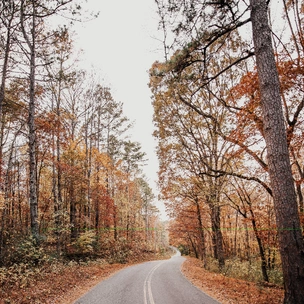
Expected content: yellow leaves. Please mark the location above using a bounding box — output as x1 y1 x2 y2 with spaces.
92 149 112 170
62 140 85 163
231 71 259 100
70 231 96 254
149 61 168 91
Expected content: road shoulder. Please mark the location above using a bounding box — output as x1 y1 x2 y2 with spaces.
181 257 284 304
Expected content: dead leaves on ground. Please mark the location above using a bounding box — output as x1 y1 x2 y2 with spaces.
182 257 284 304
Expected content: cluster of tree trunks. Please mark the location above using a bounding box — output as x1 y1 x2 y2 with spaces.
0 0 163 264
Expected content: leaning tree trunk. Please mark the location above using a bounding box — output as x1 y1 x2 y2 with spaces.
249 209 269 282
250 0 304 302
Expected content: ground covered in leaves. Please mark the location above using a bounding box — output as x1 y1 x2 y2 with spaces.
0 251 168 304
1 255 284 304
182 257 284 304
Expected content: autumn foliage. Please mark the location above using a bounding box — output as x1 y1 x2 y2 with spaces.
0 1 166 278
150 0 304 296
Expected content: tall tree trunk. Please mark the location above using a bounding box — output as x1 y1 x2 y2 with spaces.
28 19 39 242
70 183 77 241
249 209 269 282
194 197 206 266
250 0 304 301
187 233 199 258
0 0 15 120
244 221 251 263
21 0 39 242
210 203 225 269
0 1 15 256
56 79 63 229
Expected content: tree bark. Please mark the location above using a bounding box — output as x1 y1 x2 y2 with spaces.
21 0 39 242
210 204 225 270
249 209 269 282
250 0 304 301
194 197 206 266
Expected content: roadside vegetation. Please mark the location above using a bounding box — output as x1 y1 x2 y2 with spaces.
151 0 304 302
1 0 304 303
0 236 170 304
0 2 167 304
182 257 284 304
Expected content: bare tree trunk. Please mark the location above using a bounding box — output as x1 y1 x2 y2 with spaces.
0 0 15 120
187 233 199 259
244 221 251 263
250 0 304 301
0 0 15 257
70 183 77 241
28 21 39 241
249 209 269 282
194 197 206 267
210 203 225 270
21 0 39 242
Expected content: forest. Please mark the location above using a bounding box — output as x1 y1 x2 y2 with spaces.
0 0 304 303
150 0 304 303
0 0 167 279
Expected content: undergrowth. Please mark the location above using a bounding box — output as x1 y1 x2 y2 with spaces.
205 256 283 285
0 233 171 303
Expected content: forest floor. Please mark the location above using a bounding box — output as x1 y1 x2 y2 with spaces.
182 257 284 304
0 254 284 304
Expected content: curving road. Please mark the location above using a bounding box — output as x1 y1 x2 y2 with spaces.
74 251 220 304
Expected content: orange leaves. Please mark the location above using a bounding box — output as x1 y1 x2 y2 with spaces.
91 184 115 228
277 58 304 93
231 71 260 101
228 70 264 141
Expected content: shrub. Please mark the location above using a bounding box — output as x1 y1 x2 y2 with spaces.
205 256 283 285
0 262 40 289
2 235 48 267
98 237 132 264
177 244 190 256
70 230 97 254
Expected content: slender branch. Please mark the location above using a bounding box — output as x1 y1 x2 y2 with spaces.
199 169 272 196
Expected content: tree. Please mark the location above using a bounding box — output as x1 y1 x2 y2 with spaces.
42 26 76 251
0 0 166 267
224 179 273 282
137 177 157 245
150 58 239 269
118 140 147 240
19 0 82 242
250 0 304 301
82 83 131 239
20 0 39 242
153 0 304 301
0 0 19 130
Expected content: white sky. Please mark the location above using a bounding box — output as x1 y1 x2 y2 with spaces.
72 0 167 219
67 0 289 222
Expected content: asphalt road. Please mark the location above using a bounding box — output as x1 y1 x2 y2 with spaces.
74 251 220 304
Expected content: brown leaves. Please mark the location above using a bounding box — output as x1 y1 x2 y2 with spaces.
182 257 284 304
0 251 170 304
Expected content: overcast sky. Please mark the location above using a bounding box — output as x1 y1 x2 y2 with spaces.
72 0 167 219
